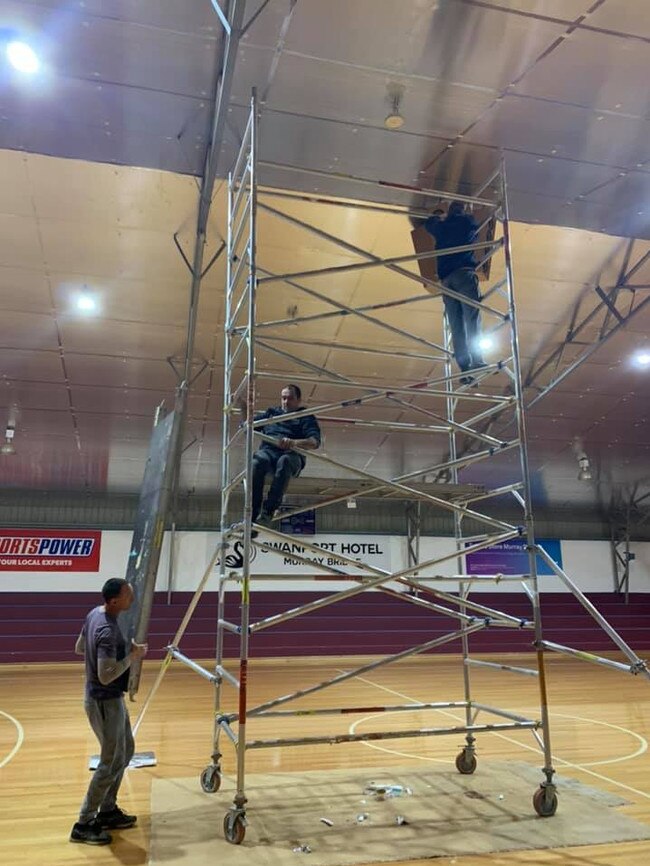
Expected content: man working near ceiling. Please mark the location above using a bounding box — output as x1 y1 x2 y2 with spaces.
70 578 147 846
238 383 321 529
423 200 486 384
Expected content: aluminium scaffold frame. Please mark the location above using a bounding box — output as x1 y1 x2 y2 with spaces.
134 92 650 845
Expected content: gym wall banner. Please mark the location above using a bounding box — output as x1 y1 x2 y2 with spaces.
218 534 392 576
0 529 102 572
464 537 563 576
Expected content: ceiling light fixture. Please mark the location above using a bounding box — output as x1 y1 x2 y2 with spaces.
6 41 39 74
346 498 357 509
77 293 97 313
478 335 494 352
1 419 16 456
384 110 404 130
384 83 405 130
633 350 650 368
572 437 592 482
577 455 592 482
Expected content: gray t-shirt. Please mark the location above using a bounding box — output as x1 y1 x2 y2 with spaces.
82 606 129 700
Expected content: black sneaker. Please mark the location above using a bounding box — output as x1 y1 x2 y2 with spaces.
98 807 137 829
70 820 112 845
459 375 475 386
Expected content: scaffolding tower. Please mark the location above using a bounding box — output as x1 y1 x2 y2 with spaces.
136 93 650 845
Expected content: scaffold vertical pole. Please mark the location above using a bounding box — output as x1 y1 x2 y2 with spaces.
233 87 259 825
500 158 557 814
443 312 477 772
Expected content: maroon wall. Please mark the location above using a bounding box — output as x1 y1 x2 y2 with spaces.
1 591 649 664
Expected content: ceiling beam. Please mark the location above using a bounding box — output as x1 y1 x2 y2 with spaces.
526 242 650 409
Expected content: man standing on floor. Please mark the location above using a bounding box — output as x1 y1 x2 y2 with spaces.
70 577 147 845
240 383 321 530
424 200 486 384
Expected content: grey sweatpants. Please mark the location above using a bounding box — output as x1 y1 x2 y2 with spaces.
79 696 134 823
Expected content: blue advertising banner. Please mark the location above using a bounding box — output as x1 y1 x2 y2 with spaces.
465 538 562 576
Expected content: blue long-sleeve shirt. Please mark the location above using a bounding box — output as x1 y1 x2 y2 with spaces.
424 213 479 280
255 406 321 468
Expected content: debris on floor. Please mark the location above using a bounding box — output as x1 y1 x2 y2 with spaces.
364 781 413 799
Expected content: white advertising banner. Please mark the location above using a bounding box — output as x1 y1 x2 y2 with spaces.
219 534 392 579
3 530 650 594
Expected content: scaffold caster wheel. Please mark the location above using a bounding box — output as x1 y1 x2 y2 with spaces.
223 811 246 845
200 765 221 793
455 750 477 775
533 786 558 817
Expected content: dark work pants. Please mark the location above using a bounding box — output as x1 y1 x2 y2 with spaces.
252 449 303 520
79 696 134 823
442 267 484 372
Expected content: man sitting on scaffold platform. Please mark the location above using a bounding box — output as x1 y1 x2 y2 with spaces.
239 383 321 531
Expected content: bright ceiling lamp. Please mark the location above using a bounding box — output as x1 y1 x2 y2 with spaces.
77 293 97 313
633 350 650 368
478 335 494 352
6 40 39 74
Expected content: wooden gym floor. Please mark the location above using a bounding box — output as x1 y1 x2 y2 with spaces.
1 654 649 866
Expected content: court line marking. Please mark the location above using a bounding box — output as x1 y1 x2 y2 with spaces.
513 710 647 768
0 710 24 770
349 709 648 769
339 670 650 802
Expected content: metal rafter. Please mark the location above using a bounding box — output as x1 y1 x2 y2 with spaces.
434 241 650 479
526 242 650 409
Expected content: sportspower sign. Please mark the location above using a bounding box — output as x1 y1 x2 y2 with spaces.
0 529 102 571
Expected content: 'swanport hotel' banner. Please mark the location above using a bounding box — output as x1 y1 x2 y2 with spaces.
0 529 102 572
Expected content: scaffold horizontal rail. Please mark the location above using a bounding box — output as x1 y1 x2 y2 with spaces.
258 160 499 208
540 640 649 676
245 622 489 719
283 474 485 501
254 434 517 531
253 370 511 404
246 521 518 586
466 659 539 677
400 583 533 629
258 200 506 318
245 719 541 750
259 333 448 363
216 665 240 689
378 586 532 629
257 239 503 286
167 647 218 683
251 700 468 718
